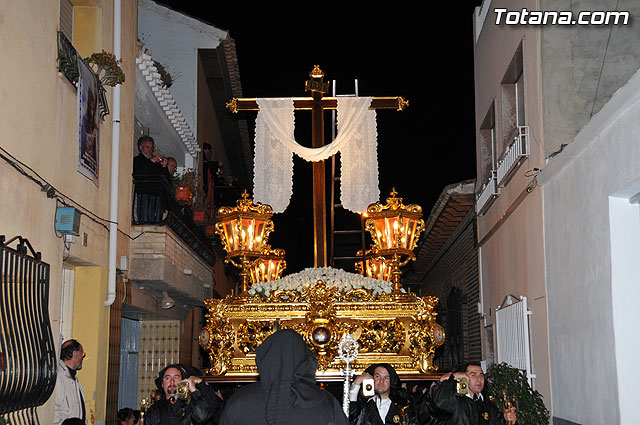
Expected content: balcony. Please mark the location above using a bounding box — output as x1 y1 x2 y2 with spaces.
129 175 220 308
476 173 499 216
496 125 530 187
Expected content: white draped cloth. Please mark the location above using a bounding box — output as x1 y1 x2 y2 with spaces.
253 97 379 213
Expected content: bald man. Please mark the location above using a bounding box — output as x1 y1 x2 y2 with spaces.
54 339 87 425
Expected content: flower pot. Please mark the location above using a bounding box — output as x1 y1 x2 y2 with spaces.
175 186 193 206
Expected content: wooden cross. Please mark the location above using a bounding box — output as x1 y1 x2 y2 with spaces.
226 65 408 268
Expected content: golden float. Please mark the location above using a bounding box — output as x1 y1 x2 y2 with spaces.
199 190 445 379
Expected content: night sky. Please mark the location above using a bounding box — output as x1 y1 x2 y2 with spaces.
154 1 482 273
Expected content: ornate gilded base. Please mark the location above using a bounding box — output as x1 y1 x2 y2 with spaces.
199 280 445 378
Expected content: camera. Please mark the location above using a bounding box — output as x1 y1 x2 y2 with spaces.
455 377 469 396
362 378 375 397
177 381 190 400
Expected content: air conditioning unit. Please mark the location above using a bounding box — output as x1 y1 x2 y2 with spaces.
55 207 81 235
496 125 530 187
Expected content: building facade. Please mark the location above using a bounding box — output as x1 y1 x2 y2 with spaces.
0 1 249 423
473 1 640 423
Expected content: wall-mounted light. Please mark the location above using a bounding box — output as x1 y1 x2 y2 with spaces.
161 291 175 309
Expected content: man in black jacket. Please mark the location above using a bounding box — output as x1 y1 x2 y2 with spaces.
420 362 517 425
133 135 168 223
219 329 348 425
349 363 418 425
143 364 215 425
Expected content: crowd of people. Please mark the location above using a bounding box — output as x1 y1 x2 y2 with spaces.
55 332 518 425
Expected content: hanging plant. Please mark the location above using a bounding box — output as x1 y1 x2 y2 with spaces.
485 362 550 425
153 60 173 88
84 50 125 87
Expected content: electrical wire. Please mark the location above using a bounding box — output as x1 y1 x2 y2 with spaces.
0 144 160 242
590 0 619 118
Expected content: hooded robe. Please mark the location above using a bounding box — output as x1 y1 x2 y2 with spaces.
219 329 349 425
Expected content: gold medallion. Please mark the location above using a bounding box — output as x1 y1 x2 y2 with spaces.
483 412 489 421
393 415 400 423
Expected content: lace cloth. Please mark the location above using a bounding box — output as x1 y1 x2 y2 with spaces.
253 97 379 213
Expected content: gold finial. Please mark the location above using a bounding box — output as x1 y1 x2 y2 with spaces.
309 65 324 78
305 65 329 95
397 97 409 111
226 98 239 113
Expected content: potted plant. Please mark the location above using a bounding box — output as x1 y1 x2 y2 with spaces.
192 181 207 225
84 50 125 87
485 362 550 425
175 170 196 206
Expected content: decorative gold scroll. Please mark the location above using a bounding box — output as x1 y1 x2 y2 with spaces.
199 279 445 378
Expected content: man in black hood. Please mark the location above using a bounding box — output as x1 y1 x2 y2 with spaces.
219 329 349 425
349 363 419 425
144 364 214 425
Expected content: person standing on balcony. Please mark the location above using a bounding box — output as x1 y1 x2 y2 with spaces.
54 339 87 425
133 135 168 223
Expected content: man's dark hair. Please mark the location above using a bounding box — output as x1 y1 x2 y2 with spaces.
154 364 187 397
62 418 84 425
455 361 482 373
60 339 81 360
203 143 212 150
137 135 154 149
117 408 134 422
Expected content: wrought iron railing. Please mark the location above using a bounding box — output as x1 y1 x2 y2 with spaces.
57 31 109 120
132 175 216 265
0 236 57 422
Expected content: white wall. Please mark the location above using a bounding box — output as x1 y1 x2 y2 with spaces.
138 0 228 137
609 189 640 425
539 68 640 425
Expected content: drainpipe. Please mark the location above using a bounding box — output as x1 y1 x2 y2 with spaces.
105 0 121 307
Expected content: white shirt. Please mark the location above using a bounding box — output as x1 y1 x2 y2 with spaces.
349 384 392 421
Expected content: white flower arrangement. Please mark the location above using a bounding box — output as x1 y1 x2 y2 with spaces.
248 267 397 297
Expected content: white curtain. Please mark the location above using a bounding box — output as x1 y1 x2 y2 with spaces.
253 97 379 213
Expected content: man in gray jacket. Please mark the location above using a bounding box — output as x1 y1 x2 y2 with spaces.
54 339 87 425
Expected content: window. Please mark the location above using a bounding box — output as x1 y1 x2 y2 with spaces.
501 42 525 156
478 102 496 188
59 0 99 57
60 0 74 41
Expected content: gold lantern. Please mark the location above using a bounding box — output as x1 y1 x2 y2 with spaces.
215 190 274 295
355 249 393 282
249 246 287 284
363 188 425 294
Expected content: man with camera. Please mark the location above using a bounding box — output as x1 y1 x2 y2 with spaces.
144 364 216 425
420 362 517 425
349 363 418 425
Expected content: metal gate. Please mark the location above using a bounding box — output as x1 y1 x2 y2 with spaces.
0 235 57 422
496 295 534 386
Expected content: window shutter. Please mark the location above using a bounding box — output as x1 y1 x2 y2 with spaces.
60 0 73 41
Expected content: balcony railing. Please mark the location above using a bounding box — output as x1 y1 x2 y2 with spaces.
496 125 530 187
57 31 109 120
476 172 499 216
132 175 216 266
